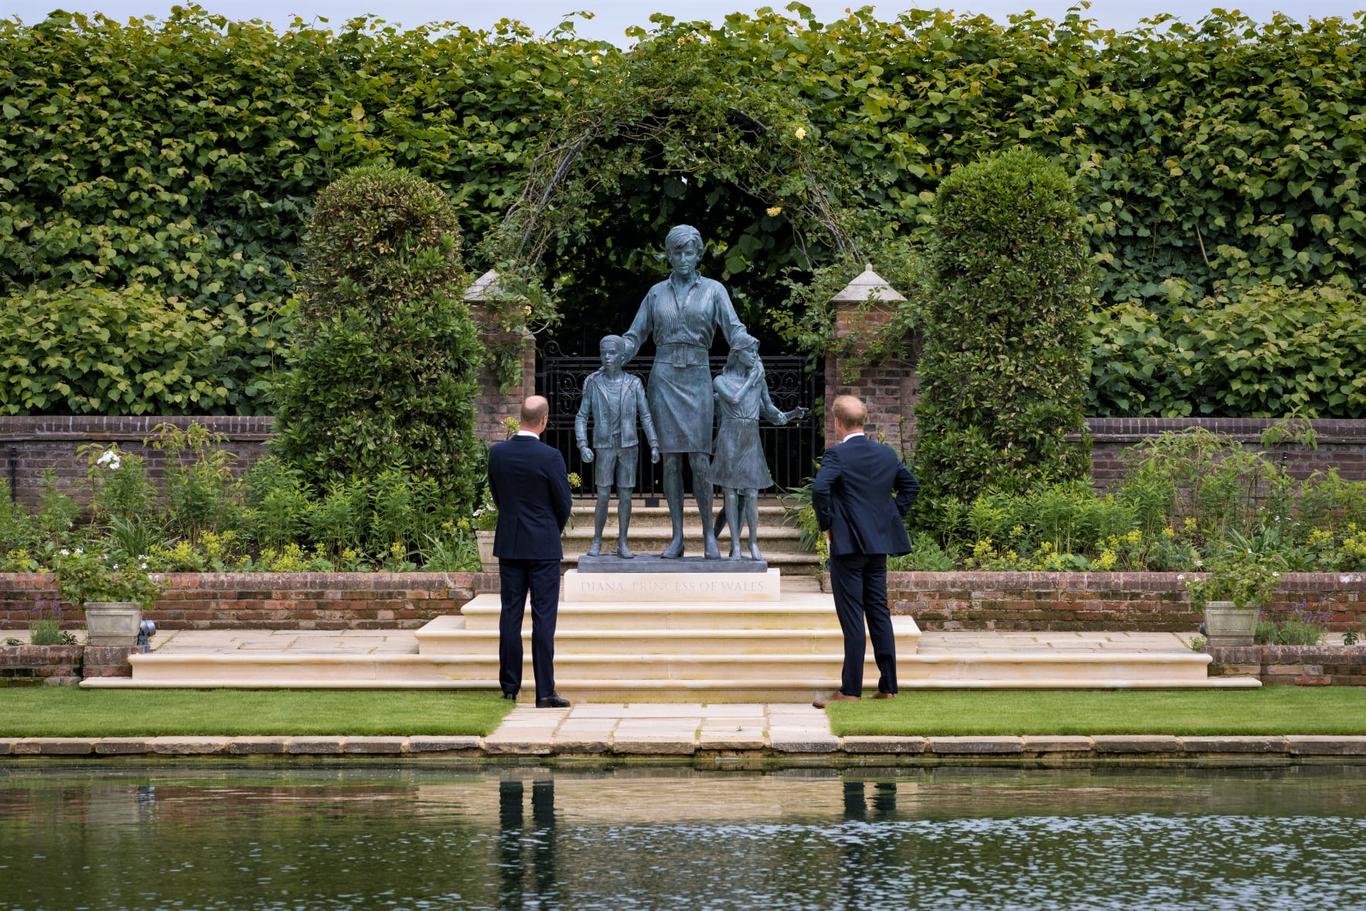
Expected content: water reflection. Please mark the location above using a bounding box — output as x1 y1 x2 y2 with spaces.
1 766 1365 910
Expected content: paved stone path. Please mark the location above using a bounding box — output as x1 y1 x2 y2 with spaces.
483 703 839 754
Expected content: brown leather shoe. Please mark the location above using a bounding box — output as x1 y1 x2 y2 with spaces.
873 691 897 700
812 692 861 709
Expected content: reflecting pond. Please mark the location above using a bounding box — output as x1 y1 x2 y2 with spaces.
2 765 1365 909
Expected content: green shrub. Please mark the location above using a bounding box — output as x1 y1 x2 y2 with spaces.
272 166 484 519
0 285 284 415
1089 285 1366 417
149 423 241 545
914 149 1093 507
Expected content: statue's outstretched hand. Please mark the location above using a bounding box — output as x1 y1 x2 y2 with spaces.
579 446 595 463
790 406 810 422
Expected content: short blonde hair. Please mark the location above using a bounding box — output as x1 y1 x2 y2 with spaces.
832 395 867 432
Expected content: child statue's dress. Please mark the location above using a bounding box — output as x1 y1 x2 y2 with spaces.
711 373 787 491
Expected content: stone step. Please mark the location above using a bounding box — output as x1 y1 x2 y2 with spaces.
458 593 840 630
102 649 1258 697
564 552 819 570
415 616 922 657
563 526 805 541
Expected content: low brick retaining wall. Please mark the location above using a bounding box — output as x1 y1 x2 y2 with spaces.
884 572 1365 632
0 644 83 685
1209 645 1366 686
3 571 1362 633
0 573 501 631
0 644 135 685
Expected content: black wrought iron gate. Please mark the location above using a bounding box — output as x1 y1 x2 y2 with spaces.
537 342 824 497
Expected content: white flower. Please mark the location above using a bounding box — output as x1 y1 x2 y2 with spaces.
1273 572 1281 577
95 449 122 470
59 548 69 556
794 126 807 140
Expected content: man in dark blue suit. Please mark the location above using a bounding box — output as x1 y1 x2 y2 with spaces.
487 396 574 708
811 395 919 708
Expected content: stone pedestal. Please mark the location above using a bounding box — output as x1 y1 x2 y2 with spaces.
562 569 781 603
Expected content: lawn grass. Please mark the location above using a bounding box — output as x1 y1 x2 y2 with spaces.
826 688 1366 737
0 689 513 737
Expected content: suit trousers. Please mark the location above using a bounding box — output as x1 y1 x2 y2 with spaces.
829 552 897 697
498 558 561 701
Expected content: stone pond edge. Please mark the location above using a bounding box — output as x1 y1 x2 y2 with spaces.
4 734 1366 760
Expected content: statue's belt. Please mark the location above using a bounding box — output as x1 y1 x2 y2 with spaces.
655 343 708 368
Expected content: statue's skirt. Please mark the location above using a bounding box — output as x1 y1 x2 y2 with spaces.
647 360 713 454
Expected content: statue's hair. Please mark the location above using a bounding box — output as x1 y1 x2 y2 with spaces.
725 331 759 370
599 334 625 350
665 224 703 253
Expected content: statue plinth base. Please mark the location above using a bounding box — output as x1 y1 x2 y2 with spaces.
563 568 781 603
576 554 768 573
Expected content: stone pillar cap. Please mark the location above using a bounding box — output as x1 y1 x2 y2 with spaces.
830 264 906 303
464 268 503 302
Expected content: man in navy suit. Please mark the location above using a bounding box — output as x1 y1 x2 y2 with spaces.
487 396 573 708
811 395 919 708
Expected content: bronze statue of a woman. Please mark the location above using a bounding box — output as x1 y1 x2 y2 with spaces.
620 225 749 559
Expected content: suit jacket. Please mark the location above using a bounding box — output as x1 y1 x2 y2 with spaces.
574 371 659 451
811 435 919 558
488 434 573 561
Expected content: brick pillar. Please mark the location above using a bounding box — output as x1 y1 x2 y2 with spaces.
464 270 536 445
824 266 919 456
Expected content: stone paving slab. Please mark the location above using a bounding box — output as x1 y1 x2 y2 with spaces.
93 738 152 755
1285 735 1366 756
341 736 408 755
1180 736 1289 754
408 736 482 753
927 736 1025 755
284 737 344 755
227 736 290 755
1091 735 1183 753
842 736 927 754
1022 736 1095 753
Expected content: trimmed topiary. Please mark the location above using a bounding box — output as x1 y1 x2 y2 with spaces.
914 149 1093 504
273 166 484 519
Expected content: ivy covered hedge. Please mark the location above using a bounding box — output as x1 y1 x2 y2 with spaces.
2 6 1364 415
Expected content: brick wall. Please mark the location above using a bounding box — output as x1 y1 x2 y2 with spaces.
0 645 83 685
469 301 537 445
882 571 1365 632
1209 645 1366 686
0 416 272 509
1085 417 1366 488
825 300 920 454
0 572 500 631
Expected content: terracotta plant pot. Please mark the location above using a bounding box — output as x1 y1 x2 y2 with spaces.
1204 600 1259 648
84 601 142 646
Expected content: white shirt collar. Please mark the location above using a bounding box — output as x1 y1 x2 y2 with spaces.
841 431 865 444
516 430 540 439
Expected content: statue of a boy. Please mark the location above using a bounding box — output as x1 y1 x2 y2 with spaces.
575 334 660 558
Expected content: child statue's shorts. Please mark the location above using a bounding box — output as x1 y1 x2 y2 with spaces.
595 444 638 490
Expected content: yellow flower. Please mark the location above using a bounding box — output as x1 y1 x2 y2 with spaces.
591 54 601 64
794 126 807 140
766 206 782 217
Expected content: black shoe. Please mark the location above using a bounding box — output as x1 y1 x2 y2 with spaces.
502 692 518 701
535 694 571 709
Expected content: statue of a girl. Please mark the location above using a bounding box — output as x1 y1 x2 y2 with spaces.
710 332 808 560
